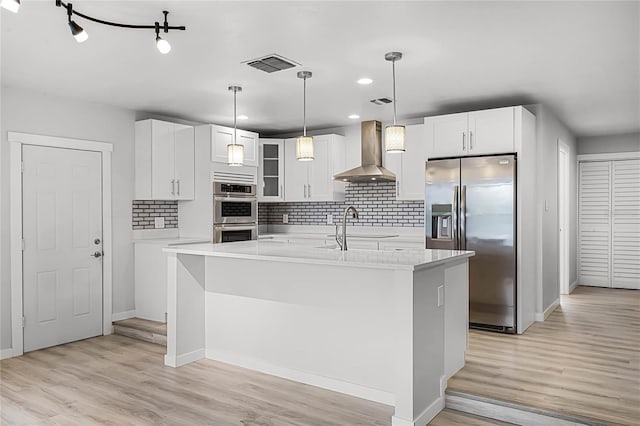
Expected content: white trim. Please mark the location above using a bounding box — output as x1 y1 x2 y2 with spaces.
0 348 19 360
535 298 560 322
8 132 113 152
391 396 444 426
205 348 395 406
558 140 571 296
112 310 137 322
577 152 640 162
569 280 578 294
8 132 114 358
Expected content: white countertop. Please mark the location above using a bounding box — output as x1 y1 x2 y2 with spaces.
164 240 473 271
133 237 211 246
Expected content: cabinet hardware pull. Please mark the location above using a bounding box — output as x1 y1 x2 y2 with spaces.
304 184 307 198
171 179 175 195
176 179 180 196
280 185 283 198
308 184 311 198
462 133 466 151
470 131 473 150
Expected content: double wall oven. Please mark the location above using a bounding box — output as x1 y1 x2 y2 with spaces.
213 181 257 243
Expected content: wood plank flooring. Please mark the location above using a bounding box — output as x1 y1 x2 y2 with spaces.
113 318 167 346
448 286 640 425
1 334 498 426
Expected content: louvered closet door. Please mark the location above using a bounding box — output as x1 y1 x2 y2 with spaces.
612 160 640 289
578 161 611 287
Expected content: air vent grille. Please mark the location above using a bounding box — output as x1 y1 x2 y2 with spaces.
370 97 393 105
246 55 297 73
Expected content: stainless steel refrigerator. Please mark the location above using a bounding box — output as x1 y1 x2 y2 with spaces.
425 155 516 333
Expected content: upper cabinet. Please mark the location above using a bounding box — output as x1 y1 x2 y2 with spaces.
427 106 515 158
207 125 258 167
283 134 346 202
258 139 285 202
135 119 194 201
384 124 428 201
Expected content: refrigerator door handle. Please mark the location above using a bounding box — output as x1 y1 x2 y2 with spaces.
453 185 459 249
461 184 467 250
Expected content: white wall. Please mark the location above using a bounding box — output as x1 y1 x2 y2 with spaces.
577 132 640 154
0 86 137 349
529 105 578 313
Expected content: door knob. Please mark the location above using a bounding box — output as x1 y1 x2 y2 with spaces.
94 238 101 245
91 251 103 258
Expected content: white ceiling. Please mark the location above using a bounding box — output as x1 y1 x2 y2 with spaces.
2 1 638 137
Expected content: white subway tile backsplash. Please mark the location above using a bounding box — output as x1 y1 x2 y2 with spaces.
132 200 178 230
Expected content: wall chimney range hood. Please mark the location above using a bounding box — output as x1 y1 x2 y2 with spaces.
333 121 396 183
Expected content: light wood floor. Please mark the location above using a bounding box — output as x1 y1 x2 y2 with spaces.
448 286 640 425
1 334 500 426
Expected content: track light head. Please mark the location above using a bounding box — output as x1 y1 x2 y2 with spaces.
0 0 20 14
156 35 171 54
68 20 88 43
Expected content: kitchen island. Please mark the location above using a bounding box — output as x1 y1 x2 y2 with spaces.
163 240 473 426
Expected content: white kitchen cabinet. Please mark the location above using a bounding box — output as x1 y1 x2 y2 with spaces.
134 241 169 323
427 106 515 159
258 139 285 201
384 124 428 200
209 125 258 167
283 134 346 202
135 119 194 200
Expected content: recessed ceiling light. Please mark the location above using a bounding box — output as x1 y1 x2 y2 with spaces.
348 114 360 119
237 115 249 120
357 78 373 85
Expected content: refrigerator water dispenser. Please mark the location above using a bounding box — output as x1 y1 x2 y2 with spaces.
431 204 452 239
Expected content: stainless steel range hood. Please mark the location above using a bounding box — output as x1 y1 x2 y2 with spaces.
333 120 396 182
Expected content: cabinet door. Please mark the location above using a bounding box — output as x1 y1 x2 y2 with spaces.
237 130 258 167
210 125 234 164
284 138 308 201
467 107 514 155
398 124 427 200
258 139 285 201
308 135 332 201
151 120 176 199
431 112 468 158
174 126 195 200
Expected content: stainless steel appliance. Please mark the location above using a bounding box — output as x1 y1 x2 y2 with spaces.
426 155 516 333
213 181 257 243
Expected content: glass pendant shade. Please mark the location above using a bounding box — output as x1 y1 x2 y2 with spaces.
0 0 20 13
156 36 171 54
227 143 244 166
296 135 314 161
385 125 406 153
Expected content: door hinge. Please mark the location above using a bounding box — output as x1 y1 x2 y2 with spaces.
21 239 25 251
21 316 25 328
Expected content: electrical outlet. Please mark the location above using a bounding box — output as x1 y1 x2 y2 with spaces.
327 214 333 224
154 217 165 229
282 213 289 224
437 285 444 307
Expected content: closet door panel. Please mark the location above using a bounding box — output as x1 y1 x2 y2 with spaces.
578 161 611 287
611 159 640 289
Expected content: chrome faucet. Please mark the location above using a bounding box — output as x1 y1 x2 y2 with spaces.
335 205 359 251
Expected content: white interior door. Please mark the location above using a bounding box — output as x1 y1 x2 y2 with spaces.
22 145 103 352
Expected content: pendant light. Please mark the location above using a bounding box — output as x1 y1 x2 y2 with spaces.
384 52 405 153
296 71 314 161
227 86 244 167
0 0 20 14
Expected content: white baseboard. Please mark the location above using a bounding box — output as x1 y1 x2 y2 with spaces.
0 348 19 360
164 348 205 368
206 348 395 406
535 298 560 322
112 310 136 322
569 280 578 294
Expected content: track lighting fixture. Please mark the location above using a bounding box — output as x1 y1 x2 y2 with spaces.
0 0 20 14
55 1 186 52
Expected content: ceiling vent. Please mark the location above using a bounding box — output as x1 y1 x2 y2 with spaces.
244 54 298 73
370 97 393 105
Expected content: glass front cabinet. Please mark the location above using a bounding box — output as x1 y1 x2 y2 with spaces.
258 139 285 201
